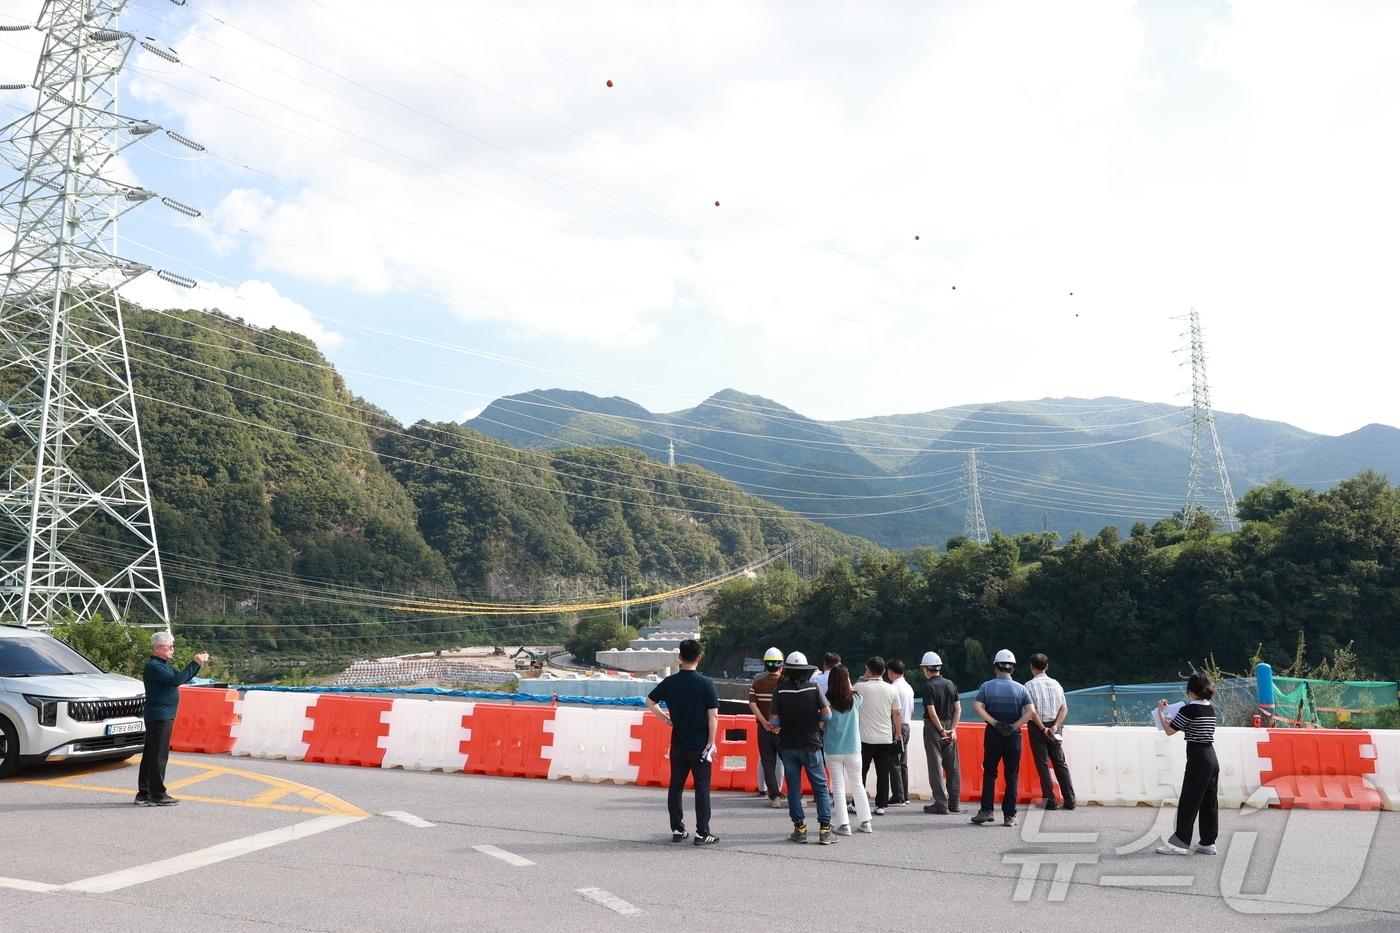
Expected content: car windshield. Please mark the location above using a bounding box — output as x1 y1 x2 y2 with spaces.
0 634 103 676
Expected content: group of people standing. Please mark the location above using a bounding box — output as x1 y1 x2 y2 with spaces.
646 638 1082 846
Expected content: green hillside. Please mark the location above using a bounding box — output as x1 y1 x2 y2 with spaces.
468 390 1400 549
0 309 878 660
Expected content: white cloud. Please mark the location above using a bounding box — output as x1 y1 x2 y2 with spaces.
121 275 342 349
92 0 1400 434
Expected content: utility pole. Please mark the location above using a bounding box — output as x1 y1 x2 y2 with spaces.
0 2 196 628
1178 309 1237 531
963 450 989 545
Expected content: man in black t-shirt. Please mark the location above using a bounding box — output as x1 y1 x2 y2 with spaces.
919 651 961 814
646 639 720 847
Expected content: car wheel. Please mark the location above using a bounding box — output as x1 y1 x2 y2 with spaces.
0 715 19 777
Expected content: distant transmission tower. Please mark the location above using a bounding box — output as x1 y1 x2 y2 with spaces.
963 450 989 545
667 438 676 469
0 2 197 628
1179 308 1237 531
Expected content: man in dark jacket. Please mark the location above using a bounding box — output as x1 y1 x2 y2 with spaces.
137 631 207 807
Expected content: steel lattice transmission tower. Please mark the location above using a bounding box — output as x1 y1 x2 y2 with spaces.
963 450 989 545
1180 308 1237 531
0 1 191 628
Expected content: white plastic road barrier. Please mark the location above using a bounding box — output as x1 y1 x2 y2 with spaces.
378 699 473 773
544 707 643 783
902 721 933 801
229 691 318 760
1061 726 1179 806
207 687 1398 812
1366 730 1400 811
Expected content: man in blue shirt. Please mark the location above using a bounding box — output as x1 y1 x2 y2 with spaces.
646 639 720 847
971 648 1033 827
138 631 207 806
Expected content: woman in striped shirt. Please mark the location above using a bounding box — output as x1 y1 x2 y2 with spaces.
1156 673 1219 855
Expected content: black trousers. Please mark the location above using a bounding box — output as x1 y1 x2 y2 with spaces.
1029 726 1076 805
1174 743 1219 847
757 727 782 798
668 744 712 837
138 718 174 799
980 725 1022 818
860 742 895 808
890 723 911 802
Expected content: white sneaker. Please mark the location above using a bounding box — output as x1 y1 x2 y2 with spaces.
846 802 856 814
873 807 886 816
834 824 852 836
1191 843 1218 855
1155 840 1190 856
857 820 873 833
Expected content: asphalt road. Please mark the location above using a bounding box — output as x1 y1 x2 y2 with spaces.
2 754 1397 932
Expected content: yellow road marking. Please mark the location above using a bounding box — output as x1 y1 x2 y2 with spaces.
16 756 367 818
247 785 292 806
161 769 230 792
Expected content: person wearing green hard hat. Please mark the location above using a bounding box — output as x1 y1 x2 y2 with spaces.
749 646 786 807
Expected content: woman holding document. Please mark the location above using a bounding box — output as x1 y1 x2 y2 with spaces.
1155 673 1219 856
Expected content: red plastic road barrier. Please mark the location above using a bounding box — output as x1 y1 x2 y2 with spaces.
712 715 759 792
629 714 692 789
956 721 1038 806
461 704 554 779
301 695 394 767
1258 729 1382 810
170 686 239 754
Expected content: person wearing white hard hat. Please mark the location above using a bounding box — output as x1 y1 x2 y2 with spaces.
749 647 786 807
770 651 837 844
970 649 1034 827
919 650 961 814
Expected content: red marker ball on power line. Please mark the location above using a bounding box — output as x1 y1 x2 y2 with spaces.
606 79 613 88
914 235 920 240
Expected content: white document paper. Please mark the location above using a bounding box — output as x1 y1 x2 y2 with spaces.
1153 701 1185 731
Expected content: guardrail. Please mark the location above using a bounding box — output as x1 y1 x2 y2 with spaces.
169 686 1400 811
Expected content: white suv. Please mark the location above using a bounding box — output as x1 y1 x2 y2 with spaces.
0 624 146 776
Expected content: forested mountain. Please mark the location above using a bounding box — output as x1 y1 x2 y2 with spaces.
702 471 1400 693
0 309 876 658
467 389 1400 549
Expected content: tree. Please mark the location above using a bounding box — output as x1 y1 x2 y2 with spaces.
564 613 638 666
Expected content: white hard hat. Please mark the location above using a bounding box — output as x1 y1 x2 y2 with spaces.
994 648 1016 665
921 651 942 668
785 651 808 666
763 647 783 663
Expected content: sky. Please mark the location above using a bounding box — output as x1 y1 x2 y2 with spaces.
1 0 1397 437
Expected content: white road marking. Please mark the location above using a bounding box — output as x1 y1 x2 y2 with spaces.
472 844 535 867
62 815 365 894
1098 875 1195 888
0 876 59 893
381 810 435 828
576 886 642 916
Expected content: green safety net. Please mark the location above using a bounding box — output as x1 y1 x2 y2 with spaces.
1269 677 1400 729
954 678 1260 727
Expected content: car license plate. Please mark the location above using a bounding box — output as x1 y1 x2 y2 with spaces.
106 720 143 736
